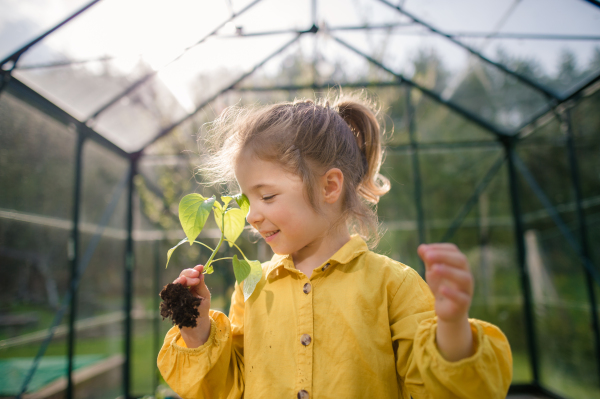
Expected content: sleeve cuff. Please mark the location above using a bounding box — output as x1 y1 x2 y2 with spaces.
423 317 484 368
170 316 218 354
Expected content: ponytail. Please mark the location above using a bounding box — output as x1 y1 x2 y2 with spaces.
199 90 391 248
336 99 391 204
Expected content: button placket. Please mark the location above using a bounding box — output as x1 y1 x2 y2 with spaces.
301 334 311 346
296 276 314 397
303 282 311 294
297 390 309 399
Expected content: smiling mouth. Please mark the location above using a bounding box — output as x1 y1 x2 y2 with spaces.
265 230 280 238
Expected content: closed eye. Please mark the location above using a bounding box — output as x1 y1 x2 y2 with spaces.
262 195 276 201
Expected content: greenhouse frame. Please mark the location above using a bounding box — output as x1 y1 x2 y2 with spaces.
1 0 600 398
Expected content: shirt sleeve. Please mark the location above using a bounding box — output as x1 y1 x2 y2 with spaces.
390 268 513 399
157 282 245 399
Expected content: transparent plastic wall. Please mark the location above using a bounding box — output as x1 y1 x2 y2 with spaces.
572 93 600 390
71 139 128 399
516 95 600 398
397 87 532 383
0 91 75 396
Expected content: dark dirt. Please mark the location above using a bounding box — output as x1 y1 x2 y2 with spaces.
159 283 203 328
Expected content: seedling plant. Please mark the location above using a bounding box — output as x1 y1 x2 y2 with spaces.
160 193 261 328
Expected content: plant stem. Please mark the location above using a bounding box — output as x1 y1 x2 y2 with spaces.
211 257 233 263
203 211 227 272
192 240 215 252
204 233 224 271
224 239 248 261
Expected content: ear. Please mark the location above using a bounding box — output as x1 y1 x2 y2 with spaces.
321 168 344 204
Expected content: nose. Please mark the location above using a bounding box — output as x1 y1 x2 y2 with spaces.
246 204 263 227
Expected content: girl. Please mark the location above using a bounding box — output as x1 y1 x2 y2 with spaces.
158 93 512 399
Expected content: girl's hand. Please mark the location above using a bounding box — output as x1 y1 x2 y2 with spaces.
419 243 475 362
418 243 473 323
174 265 212 347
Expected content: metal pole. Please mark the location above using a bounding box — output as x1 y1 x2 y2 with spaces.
563 108 600 387
585 0 600 9
0 69 13 97
406 88 426 274
123 155 138 398
66 129 85 399
504 138 540 385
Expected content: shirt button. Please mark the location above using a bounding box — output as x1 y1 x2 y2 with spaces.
301 334 311 346
297 390 309 399
321 262 331 271
303 283 311 294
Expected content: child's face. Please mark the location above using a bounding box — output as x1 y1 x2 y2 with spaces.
234 151 330 257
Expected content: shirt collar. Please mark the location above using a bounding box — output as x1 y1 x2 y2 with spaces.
265 234 369 279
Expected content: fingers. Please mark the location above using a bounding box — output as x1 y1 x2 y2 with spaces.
428 264 473 295
193 264 205 273
420 243 473 319
174 265 205 286
419 244 469 271
439 283 471 307
418 243 458 257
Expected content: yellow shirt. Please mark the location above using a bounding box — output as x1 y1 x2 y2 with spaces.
158 235 512 399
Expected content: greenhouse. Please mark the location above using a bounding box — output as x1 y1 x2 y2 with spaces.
1 0 599 398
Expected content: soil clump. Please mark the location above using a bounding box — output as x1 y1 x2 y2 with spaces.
159 283 203 328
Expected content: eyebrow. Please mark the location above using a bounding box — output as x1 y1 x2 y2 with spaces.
249 183 274 192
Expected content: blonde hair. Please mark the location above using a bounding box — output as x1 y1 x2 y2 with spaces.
198 91 390 247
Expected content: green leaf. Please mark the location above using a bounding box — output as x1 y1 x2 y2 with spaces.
221 196 233 209
179 194 216 245
213 206 224 230
233 193 250 216
232 254 251 285
166 237 189 268
224 208 245 243
214 208 245 244
242 260 262 301
205 265 214 274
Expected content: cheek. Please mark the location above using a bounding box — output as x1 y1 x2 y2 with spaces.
270 205 291 225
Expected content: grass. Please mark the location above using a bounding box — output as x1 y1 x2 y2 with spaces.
0 328 163 396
